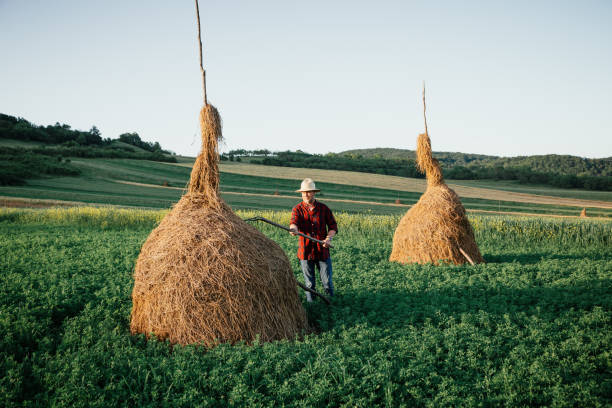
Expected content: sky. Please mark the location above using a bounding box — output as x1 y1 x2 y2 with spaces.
1 0 611 158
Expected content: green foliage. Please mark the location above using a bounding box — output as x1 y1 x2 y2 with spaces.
118 132 163 153
0 113 102 146
0 145 177 164
1 158 609 217
0 209 610 406
445 165 612 191
239 148 612 191
249 150 424 179
0 150 81 185
0 113 174 162
341 148 612 178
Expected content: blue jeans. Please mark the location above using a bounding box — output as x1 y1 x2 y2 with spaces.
300 258 334 302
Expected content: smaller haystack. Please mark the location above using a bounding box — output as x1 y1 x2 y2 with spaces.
389 90 483 265
580 208 587 218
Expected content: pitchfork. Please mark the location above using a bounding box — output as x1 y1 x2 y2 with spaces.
244 216 334 248
244 216 332 304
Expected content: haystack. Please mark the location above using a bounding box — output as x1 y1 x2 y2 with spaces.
389 126 483 265
130 105 308 346
130 3 307 345
580 208 587 218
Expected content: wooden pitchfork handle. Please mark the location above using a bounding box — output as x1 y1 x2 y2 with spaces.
296 282 331 305
244 216 334 248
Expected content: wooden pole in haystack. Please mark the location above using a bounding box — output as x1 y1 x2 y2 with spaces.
187 0 222 200
195 0 207 106
423 81 428 138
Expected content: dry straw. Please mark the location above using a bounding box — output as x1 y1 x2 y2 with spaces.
129 1 308 346
389 86 484 265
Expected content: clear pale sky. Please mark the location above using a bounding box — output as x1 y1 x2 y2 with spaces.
1 0 611 158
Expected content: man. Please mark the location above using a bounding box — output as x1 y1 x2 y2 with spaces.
289 178 338 302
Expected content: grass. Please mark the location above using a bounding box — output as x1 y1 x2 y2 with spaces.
1 174 609 217
0 139 47 148
450 179 612 201
215 162 612 206
0 157 610 217
0 208 610 407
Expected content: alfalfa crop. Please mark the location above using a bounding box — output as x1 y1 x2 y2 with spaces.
389 88 483 265
129 2 308 346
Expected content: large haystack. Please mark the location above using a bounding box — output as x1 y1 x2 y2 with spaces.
389 132 484 265
130 105 308 346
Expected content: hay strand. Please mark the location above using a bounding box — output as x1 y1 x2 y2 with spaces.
188 104 222 202
417 84 443 186
416 133 444 186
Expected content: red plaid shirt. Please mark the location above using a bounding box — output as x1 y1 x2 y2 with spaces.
290 200 338 260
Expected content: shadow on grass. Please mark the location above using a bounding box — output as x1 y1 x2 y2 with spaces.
304 278 612 333
485 251 611 265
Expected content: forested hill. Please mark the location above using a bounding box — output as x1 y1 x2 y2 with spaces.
0 113 175 162
0 113 176 185
340 148 498 165
227 148 611 191
340 148 611 177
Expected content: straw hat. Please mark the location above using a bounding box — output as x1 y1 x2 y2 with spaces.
296 178 320 192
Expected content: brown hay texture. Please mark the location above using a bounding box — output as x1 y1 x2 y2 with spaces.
390 132 484 265
130 104 308 346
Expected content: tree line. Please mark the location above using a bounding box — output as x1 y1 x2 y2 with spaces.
0 113 174 159
339 148 611 177
0 113 177 185
228 149 611 191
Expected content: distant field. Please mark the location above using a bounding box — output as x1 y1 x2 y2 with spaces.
450 179 612 201
207 162 612 208
1 158 611 217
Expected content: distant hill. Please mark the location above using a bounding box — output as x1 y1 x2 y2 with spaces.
230 148 611 191
339 148 611 177
0 113 176 185
0 113 175 161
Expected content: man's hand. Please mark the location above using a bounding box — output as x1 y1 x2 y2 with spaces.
289 224 298 236
323 236 332 248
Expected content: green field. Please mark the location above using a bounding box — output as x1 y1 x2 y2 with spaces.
449 179 612 202
1 158 611 217
1 208 610 407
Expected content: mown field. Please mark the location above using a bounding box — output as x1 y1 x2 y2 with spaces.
1 158 611 217
1 207 610 407
215 162 612 206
